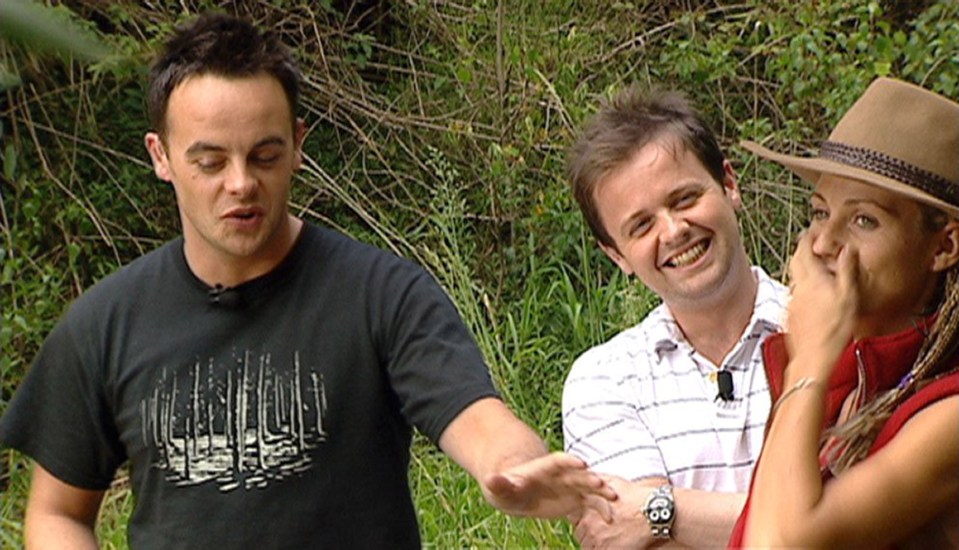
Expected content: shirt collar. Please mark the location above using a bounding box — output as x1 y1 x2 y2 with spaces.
647 266 787 355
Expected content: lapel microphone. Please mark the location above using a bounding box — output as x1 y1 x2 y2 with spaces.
208 284 243 308
716 369 734 401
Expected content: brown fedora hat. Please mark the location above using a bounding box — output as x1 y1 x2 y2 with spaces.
741 77 959 217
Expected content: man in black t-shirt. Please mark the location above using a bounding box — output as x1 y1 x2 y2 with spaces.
0 13 615 548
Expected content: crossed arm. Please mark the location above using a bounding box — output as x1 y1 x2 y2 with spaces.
571 476 745 549
562 353 749 547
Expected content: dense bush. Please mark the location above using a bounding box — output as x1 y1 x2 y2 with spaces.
2 0 957 546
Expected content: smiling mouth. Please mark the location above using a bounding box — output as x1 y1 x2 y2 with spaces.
665 240 708 268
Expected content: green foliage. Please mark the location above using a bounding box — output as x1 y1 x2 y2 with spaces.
0 451 30 549
0 0 112 90
898 1 959 96
0 0 110 61
2 0 957 547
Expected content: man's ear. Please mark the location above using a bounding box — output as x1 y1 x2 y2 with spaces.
931 219 959 272
292 118 306 171
144 132 172 182
599 241 633 276
721 159 742 209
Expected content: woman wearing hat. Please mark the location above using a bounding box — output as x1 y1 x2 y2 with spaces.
729 77 959 548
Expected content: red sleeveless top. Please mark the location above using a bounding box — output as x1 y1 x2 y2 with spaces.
727 323 959 548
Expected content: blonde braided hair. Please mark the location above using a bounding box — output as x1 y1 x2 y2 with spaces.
823 262 959 474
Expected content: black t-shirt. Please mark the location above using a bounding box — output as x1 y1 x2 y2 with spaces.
0 223 498 548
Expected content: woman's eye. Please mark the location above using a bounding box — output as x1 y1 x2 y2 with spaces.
853 215 878 229
809 208 828 222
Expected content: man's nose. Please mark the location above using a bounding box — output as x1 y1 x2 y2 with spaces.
224 163 256 195
661 211 690 242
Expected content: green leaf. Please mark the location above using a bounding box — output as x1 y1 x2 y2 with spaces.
455 66 473 84
0 0 110 61
3 143 16 180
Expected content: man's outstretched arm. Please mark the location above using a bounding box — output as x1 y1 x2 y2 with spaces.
438 396 617 520
25 464 104 550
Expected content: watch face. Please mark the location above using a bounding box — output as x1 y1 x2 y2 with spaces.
647 496 674 523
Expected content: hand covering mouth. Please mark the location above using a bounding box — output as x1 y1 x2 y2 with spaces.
663 239 709 268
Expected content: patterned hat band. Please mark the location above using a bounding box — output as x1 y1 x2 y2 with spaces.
819 141 959 207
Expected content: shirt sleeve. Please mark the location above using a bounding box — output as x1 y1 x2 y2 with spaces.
0 302 125 490
562 348 668 481
376 265 499 445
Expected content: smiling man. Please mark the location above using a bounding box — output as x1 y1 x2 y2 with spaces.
561 86 789 548
0 13 615 549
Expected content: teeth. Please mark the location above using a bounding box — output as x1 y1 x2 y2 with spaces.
668 241 707 267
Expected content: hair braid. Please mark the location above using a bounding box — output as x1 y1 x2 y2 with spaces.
824 266 959 474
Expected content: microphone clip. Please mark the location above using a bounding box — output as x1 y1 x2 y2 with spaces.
716 369 734 402
208 284 242 308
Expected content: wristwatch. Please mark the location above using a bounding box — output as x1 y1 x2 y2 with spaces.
643 484 675 539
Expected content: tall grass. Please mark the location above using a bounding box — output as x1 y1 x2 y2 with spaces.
2 0 958 547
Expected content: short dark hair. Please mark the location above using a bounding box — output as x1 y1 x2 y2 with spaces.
146 13 300 137
567 85 726 248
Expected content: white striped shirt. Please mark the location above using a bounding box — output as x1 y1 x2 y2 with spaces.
562 267 788 492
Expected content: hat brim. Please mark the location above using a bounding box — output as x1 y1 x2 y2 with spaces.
741 140 959 218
